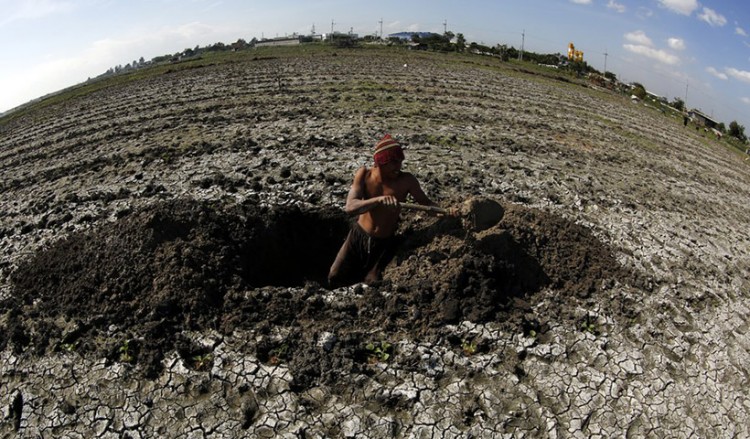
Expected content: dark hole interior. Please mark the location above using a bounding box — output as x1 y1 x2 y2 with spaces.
240 208 350 287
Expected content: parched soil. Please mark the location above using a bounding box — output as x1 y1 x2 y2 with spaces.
0 47 749 437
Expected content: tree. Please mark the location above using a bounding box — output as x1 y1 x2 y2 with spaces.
418 33 453 51
604 71 617 82
495 44 511 61
469 42 493 55
729 120 746 141
208 42 226 52
717 122 726 133
631 83 647 100
670 97 685 112
455 33 466 52
569 60 588 77
505 46 519 60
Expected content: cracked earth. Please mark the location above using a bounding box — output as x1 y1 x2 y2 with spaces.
1 47 749 438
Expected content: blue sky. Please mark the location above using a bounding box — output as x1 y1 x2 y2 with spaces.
2 0 750 128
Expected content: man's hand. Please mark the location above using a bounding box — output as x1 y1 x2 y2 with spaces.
378 195 399 208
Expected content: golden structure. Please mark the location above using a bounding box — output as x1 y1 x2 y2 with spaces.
568 42 584 62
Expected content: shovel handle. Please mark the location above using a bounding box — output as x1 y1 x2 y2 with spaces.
400 202 449 215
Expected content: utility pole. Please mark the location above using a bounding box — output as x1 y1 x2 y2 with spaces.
604 49 608 74
311 24 316 36
519 29 525 61
331 19 335 36
685 80 689 108
379 18 383 39
444 20 448 34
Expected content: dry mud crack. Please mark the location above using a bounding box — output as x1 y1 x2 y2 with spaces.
1 49 749 438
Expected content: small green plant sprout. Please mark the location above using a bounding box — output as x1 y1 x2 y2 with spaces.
461 340 478 356
268 343 290 365
119 339 134 364
580 315 599 336
528 329 537 338
59 342 77 352
366 341 392 363
192 353 214 371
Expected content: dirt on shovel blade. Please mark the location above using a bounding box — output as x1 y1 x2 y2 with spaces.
460 197 505 231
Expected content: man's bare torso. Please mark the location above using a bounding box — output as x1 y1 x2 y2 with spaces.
357 167 414 237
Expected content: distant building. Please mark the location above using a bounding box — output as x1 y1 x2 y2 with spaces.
688 109 719 129
255 36 302 48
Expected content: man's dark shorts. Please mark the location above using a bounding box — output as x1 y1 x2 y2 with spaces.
328 221 398 286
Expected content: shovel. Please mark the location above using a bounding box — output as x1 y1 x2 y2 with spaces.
400 197 504 232
400 202 450 215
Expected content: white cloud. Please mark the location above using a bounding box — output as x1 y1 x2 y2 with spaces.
658 0 699 15
87 23 220 61
706 67 728 80
0 22 232 112
727 67 750 83
570 0 592 4
741 97 750 105
667 37 686 50
698 7 727 27
607 0 626 13
0 0 75 26
637 7 654 19
625 30 653 46
623 44 680 65
736 27 748 37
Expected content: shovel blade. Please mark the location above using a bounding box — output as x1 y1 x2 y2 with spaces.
462 198 504 231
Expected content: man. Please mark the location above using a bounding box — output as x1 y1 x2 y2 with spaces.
328 134 453 287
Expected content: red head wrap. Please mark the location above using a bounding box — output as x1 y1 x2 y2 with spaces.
373 134 404 166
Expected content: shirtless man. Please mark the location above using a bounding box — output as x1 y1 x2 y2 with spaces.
328 134 452 286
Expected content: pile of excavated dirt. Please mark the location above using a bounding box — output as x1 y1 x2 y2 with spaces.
2 197 626 382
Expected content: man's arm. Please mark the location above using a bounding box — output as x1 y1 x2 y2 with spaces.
344 167 398 216
403 173 436 207
404 173 459 216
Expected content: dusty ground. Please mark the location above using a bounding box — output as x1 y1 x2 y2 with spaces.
1 47 749 438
